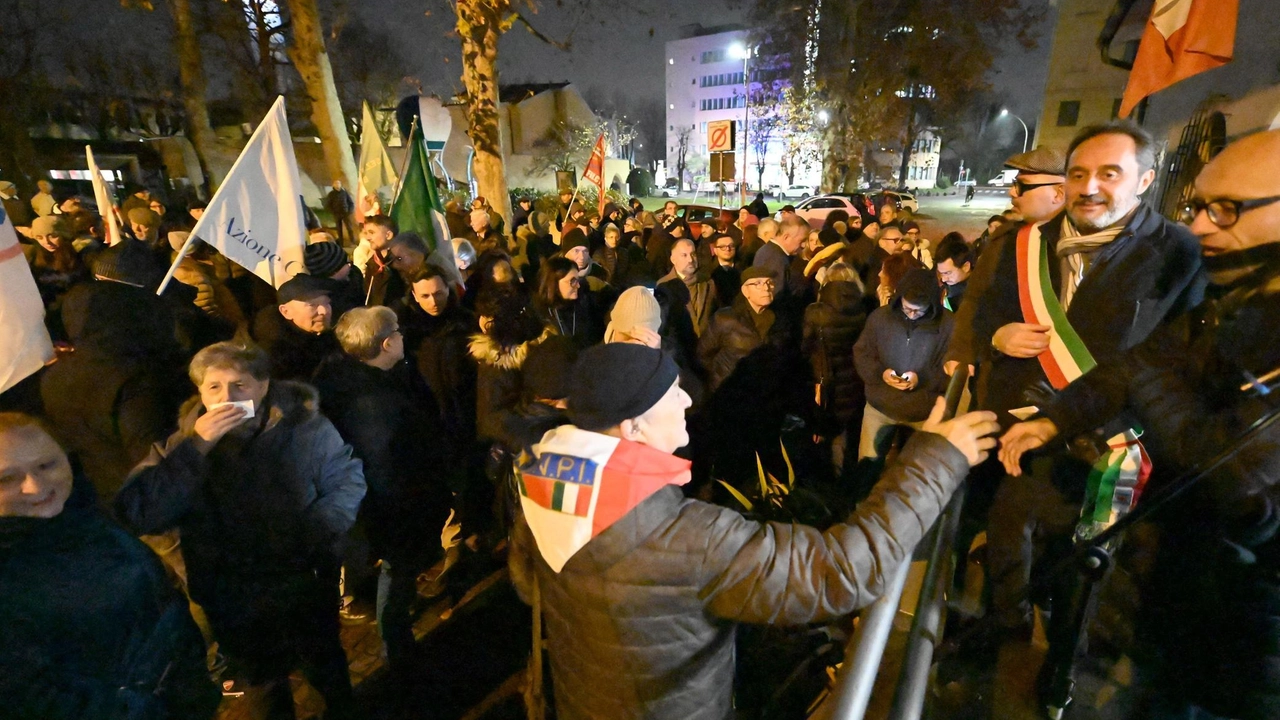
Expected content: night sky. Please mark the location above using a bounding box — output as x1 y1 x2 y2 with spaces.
360 0 1056 120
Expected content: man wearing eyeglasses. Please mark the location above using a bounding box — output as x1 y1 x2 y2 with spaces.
1007 146 1068 225
943 121 1203 704
997 127 1280 720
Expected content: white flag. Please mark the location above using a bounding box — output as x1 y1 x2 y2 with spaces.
86 146 122 247
184 96 306 288
0 205 54 394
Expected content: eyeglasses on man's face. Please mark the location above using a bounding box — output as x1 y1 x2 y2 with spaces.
1011 179 1062 197
1178 195 1280 229
743 280 775 289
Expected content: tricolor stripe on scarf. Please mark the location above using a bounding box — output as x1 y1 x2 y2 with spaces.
1015 223 1152 537
517 425 692 572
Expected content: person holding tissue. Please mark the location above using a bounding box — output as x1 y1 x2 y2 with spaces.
115 341 368 720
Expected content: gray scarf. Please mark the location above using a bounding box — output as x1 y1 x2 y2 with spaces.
1056 216 1126 310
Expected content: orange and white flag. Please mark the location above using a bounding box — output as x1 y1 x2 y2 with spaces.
1119 0 1237 118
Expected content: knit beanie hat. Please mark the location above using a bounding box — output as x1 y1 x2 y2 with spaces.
90 239 159 286
604 286 661 343
30 215 67 237
562 227 589 251
529 210 551 237
128 207 161 228
305 241 349 278
567 344 680 431
522 335 580 401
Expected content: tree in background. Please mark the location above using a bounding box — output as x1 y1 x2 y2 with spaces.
674 125 693 191
285 0 358 195
751 0 1039 191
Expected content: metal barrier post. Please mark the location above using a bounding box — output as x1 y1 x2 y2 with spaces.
824 560 913 720
823 368 972 720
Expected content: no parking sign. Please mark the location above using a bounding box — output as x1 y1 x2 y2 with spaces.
707 120 736 153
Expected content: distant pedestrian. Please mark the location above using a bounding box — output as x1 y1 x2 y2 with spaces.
325 180 357 246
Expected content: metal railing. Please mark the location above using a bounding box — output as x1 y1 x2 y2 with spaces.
821 367 971 720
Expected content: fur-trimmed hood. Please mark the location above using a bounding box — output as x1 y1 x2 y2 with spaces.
176 380 320 438
468 327 552 371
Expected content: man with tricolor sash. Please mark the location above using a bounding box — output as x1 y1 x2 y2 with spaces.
509 343 1000 719
1000 128 1280 718
946 121 1203 689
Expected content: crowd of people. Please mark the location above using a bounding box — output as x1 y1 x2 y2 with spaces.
2 118 1278 720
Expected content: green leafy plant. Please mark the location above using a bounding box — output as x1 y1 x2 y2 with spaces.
718 440 797 514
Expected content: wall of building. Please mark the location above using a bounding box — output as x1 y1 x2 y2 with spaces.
904 130 941 190
1032 0 1139 153
665 27 819 190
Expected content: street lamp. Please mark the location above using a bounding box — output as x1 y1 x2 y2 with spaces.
729 41 751 206
1000 108 1029 154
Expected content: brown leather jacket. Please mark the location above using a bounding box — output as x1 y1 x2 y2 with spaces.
510 431 968 720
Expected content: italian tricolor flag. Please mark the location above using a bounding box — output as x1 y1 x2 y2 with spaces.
518 426 692 572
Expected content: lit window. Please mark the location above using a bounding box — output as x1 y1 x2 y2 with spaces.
668 58 674 65
669 103 675 110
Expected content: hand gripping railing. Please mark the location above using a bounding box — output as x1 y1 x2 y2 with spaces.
821 366 970 720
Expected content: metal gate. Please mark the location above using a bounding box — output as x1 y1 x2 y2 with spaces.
1156 104 1227 219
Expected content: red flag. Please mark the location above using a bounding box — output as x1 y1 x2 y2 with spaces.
1119 0 1237 118
582 134 606 218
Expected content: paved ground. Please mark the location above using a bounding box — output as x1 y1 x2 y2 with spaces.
214 557 531 720
911 188 1013 240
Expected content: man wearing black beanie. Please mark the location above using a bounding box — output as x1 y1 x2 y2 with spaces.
510 342 1000 720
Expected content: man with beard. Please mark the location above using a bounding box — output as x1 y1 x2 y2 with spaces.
999 129 1280 718
947 121 1203 704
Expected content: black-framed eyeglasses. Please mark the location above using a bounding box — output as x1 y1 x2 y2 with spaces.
1177 195 1280 228
1011 179 1062 196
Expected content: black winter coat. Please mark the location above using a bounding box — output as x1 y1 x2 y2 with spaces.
803 281 867 425
41 283 191 504
697 296 794 392
948 206 1203 428
312 354 453 563
854 273 953 422
1041 248 1280 718
250 307 342 382
396 298 478 444
0 479 219 719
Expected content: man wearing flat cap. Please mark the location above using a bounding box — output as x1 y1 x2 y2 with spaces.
510 342 1000 720
1005 145 1068 225
943 121 1204 696
250 274 343 381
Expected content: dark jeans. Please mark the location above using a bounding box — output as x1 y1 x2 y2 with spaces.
985 464 1080 629
211 574 358 720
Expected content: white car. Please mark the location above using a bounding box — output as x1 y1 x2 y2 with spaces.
884 190 918 214
778 184 818 201
795 195 865 230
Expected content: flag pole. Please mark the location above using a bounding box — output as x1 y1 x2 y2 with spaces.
391 116 420 207
157 230 200 296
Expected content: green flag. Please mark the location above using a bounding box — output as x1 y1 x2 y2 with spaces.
391 125 461 283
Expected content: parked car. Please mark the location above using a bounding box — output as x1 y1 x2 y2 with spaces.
795 195 867 230
884 190 918 214
778 184 818 201
658 179 680 198
675 204 721 238
765 183 783 197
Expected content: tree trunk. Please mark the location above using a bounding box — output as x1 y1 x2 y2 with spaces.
897 107 917 191
286 0 358 199
169 0 223 193
457 0 513 227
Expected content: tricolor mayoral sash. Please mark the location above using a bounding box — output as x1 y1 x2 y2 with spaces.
517 425 692 572
1015 223 1152 539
